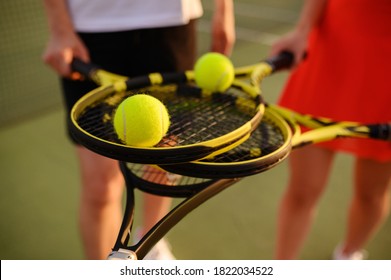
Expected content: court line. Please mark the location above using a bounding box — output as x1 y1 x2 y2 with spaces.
202 1 299 23
232 2 298 24
197 19 281 46
199 2 299 45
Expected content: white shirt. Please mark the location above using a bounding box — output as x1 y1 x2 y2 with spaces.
68 0 203 32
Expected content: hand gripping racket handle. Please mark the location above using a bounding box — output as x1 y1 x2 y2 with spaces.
71 58 97 77
71 58 190 89
265 51 294 72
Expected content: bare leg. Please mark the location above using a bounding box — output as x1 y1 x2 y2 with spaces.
141 193 172 234
274 146 335 259
140 165 172 235
76 147 124 259
339 158 391 257
132 165 175 260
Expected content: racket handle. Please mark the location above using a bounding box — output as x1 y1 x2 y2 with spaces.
266 51 294 72
124 72 189 89
71 58 97 77
369 123 391 141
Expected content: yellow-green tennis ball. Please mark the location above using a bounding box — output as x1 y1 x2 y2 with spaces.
194 52 234 92
113 94 170 147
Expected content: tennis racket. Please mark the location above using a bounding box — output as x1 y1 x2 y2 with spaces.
161 104 391 178
107 162 239 260
107 114 390 260
69 52 293 164
269 104 391 147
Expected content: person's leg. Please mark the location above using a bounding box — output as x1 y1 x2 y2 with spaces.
274 146 335 259
336 158 391 259
130 21 197 259
139 165 174 235
141 193 172 232
126 165 175 260
76 146 124 259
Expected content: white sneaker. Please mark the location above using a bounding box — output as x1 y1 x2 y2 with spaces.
134 228 176 260
333 245 368 260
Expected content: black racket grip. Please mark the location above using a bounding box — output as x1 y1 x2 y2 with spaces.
369 123 391 141
71 58 98 77
124 72 188 89
266 51 294 72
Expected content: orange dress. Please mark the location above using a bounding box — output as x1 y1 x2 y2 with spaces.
278 0 391 162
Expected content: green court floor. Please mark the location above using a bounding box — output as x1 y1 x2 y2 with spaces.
1 0 390 260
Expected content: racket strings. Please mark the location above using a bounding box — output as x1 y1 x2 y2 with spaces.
77 102 120 142
167 99 246 144
158 107 293 178
203 114 286 163
76 83 260 147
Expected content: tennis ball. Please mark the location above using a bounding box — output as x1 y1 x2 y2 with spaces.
194 52 234 92
113 94 170 147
